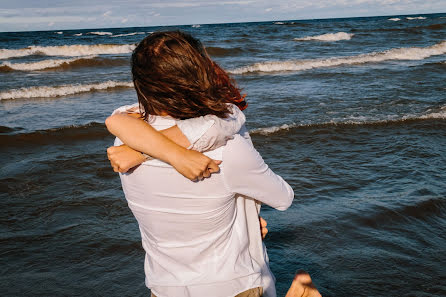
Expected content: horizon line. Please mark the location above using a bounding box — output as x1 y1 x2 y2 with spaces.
1 11 444 34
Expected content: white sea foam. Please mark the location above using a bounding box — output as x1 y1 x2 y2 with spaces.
0 81 133 100
110 32 146 38
192 24 201 28
419 105 446 119
0 56 96 71
251 123 298 135
88 31 113 35
55 31 63 34
388 18 401 21
73 33 83 36
0 44 136 59
251 107 446 135
294 32 354 42
274 22 285 25
406 16 426 20
229 40 446 74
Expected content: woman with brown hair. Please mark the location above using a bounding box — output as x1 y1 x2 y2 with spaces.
106 31 321 297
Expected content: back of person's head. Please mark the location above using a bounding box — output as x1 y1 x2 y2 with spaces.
131 31 246 120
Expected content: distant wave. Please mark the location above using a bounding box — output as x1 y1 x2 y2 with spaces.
73 33 83 36
0 44 136 59
294 32 354 42
206 46 244 57
406 16 427 20
88 31 113 35
274 22 285 25
0 56 128 72
388 18 401 21
55 31 63 34
229 40 446 74
110 32 146 38
0 81 133 100
251 106 446 136
192 25 201 28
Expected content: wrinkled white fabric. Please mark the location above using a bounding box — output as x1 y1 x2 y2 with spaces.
112 105 292 297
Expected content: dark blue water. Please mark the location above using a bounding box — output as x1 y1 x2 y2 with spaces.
1 13 445 296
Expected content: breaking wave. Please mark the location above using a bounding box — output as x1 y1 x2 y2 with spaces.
388 18 401 21
88 31 113 35
229 40 446 74
407 16 427 20
0 56 128 72
0 43 136 59
251 106 446 136
0 81 133 100
294 32 354 42
110 32 146 38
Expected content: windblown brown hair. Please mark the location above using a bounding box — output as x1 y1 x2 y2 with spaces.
131 31 247 120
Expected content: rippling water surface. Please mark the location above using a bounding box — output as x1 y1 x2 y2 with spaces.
1 13 445 297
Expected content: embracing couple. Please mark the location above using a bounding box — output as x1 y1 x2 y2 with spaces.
105 31 321 297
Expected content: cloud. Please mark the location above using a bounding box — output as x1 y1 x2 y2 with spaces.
121 18 128 23
48 21 54 26
103 10 112 17
265 8 272 12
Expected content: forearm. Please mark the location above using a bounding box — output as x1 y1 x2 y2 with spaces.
105 114 187 164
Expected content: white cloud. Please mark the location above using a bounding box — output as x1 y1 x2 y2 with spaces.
103 10 112 17
121 18 128 23
48 21 54 26
265 7 272 12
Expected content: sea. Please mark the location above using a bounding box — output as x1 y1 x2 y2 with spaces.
1 13 445 297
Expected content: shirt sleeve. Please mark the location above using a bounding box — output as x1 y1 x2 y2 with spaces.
221 134 294 211
176 104 246 152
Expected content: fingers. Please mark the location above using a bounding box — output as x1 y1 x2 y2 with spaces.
260 217 267 227
207 160 221 174
260 216 268 239
261 226 268 239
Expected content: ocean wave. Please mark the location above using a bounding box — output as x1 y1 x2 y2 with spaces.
0 43 136 59
251 107 446 136
229 40 446 74
73 33 83 36
192 24 201 28
388 18 401 21
88 31 113 35
110 32 146 38
294 32 354 42
406 16 427 20
55 31 63 34
0 56 128 72
0 81 133 100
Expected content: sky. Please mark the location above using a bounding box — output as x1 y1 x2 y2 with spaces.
0 0 445 32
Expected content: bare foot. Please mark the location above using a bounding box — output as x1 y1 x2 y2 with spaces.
285 270 322 297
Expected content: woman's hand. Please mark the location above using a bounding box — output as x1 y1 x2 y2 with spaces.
260 216 268 240
168 148 222 181
107 144 146 173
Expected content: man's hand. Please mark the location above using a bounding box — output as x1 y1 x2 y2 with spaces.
169 148 222 181
107 144 146 173
260 216 268 240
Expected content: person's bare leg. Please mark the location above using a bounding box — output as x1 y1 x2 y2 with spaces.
285 270 322 297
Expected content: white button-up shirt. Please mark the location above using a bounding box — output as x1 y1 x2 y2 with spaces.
113 106 294 297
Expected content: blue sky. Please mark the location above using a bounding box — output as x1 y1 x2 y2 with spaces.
0 0 445 32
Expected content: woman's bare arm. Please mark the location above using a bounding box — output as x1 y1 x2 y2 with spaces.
105 113 220 180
